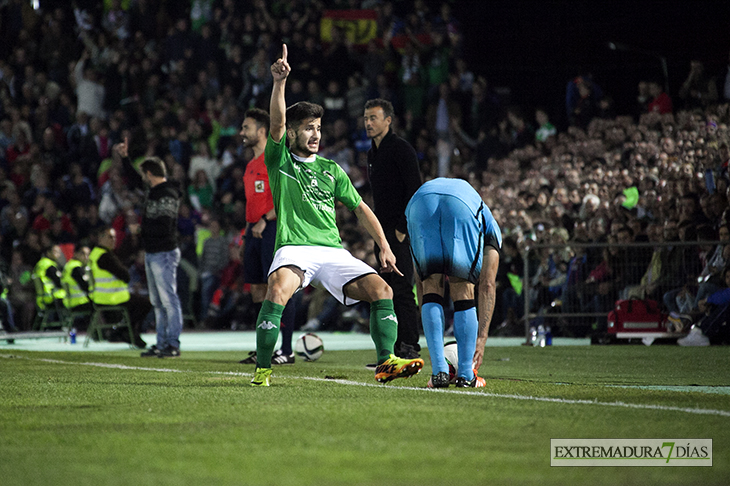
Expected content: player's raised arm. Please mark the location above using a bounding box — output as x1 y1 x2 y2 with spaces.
269 44 291 143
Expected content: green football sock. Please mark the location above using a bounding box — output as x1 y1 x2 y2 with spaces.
369 299 398 363
255 300 285 368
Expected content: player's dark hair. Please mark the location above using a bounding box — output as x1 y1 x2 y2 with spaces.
140 156 166 178
286 102 324 130
364 98 394 120
244 108 270 133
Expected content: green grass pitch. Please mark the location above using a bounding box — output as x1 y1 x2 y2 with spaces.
0 345 728 485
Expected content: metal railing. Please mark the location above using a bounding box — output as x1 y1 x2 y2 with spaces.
520 240 723 341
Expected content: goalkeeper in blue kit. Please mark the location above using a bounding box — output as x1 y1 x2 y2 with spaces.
406 177 501 388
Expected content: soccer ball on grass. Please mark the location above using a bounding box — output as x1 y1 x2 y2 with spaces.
295 333 324 361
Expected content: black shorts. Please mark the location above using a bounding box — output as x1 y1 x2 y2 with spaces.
243 221 277 284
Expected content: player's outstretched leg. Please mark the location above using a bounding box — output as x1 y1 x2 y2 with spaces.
369 298 424 382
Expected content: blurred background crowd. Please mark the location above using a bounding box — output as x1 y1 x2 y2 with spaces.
2 0 730 336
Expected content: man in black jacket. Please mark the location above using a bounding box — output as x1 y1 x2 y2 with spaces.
140 156 183 357
114 139 183 358
365 98 423 358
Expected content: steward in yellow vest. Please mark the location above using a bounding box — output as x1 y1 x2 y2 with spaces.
89 246 130 306
33 245 66 310
61 246 92 330
62 246 91 309
90 228 152 349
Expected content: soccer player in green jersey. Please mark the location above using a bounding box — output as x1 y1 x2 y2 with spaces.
250 44 424 386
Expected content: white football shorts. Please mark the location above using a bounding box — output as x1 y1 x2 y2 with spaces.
268 245 377 305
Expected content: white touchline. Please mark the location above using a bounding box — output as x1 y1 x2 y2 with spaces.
3 354 730 418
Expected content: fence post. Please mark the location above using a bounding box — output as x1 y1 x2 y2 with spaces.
523 245 531 344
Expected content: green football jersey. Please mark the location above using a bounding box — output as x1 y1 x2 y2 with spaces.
265 132 362 252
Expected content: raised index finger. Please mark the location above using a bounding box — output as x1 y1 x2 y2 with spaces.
281 44 288 61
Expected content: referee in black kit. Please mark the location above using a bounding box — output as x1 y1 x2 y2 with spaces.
364 98 423 359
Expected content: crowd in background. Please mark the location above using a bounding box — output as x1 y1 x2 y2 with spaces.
2 0 730 337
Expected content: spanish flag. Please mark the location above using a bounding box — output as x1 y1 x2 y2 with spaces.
320 10 378 45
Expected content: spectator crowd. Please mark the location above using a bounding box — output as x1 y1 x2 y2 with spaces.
2 0 730 343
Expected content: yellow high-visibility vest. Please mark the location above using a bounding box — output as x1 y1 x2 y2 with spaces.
62 259 90 308
89 247 130 305
33 257 66 309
